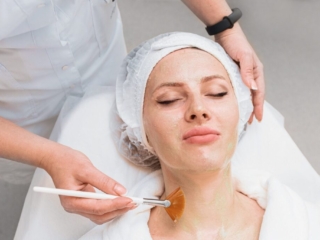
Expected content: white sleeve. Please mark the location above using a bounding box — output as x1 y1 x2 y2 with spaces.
0 0 56 40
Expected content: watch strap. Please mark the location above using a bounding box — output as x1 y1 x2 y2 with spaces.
206 8 242 35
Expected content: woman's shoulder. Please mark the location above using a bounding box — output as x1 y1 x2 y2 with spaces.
234 191 265 240
233 167 320 239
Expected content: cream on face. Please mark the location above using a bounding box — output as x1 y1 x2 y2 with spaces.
143 48 239 172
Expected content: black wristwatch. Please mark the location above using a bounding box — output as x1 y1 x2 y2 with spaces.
206 8 242 35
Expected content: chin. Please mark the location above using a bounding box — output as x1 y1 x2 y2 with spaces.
182 150 229 172
157 141 234 171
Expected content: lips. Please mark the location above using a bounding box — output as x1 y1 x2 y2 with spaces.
183 127 220 144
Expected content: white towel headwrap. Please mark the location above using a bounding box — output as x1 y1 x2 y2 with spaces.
112 32 253 168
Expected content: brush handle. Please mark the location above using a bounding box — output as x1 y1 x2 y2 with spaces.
33 187 170 207
33 186 144 204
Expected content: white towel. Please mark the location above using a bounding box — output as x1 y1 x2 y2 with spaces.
79 166 320 239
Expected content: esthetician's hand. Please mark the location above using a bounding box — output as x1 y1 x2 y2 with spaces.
43 146 135 225
215 23 265 123
0 117 134 224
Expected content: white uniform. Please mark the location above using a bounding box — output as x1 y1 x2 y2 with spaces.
0 1 126 239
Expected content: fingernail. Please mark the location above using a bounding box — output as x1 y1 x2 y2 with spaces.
129 205 138 210
114 185 127 195
126 202 137 208
251 81 258 90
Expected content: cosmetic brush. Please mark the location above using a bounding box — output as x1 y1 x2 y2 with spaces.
33 186 185 222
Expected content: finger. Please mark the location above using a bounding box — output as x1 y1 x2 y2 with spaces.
252 88 264 122
254 97 264 121
80 183 95 192
61 196 133 215
239 52 255 89
80 166 127 196
79 207 135 225
248 112 254 124
252 58 265 121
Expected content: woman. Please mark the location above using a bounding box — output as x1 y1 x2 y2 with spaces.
77 32 320 239
15 32 319 239
142 47 263 239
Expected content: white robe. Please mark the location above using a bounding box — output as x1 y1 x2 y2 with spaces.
79 168 320 240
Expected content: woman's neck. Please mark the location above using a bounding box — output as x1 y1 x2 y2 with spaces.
149 165 262 239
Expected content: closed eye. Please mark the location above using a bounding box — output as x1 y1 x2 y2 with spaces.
207 92 228 97
157 99 180 105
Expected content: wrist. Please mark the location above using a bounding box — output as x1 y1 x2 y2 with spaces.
214 23 244 41
206 8 242 37
181 0 232 26
37 141 72 173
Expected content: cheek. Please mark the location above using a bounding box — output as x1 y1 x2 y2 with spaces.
220 96 239 125
222 101 239 154
143 109 182 151
211 99 239 142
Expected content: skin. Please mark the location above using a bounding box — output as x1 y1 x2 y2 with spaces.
0 117 135 224
182 0 265 122
144 49 264 239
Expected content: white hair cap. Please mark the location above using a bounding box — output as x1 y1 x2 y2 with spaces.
112 32 253 169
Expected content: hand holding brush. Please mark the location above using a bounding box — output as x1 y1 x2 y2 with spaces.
34 186 185 222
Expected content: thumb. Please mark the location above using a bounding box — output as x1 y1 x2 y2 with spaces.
239 53 256 90
83 167 127 196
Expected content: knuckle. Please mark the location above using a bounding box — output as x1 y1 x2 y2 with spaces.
102 176 112 186
244 68 253 75
79 165 92 179
244 50 252 56
240 49 252 58
246 67 253 73
101 177 117 192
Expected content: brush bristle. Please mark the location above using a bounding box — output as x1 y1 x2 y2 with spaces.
165 187 185 222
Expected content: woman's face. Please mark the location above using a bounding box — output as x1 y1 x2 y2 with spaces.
143 48 239 172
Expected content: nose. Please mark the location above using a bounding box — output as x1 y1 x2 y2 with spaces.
185 97 211 123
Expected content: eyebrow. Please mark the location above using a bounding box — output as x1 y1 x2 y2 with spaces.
153 74 226 93
201 74 226 83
